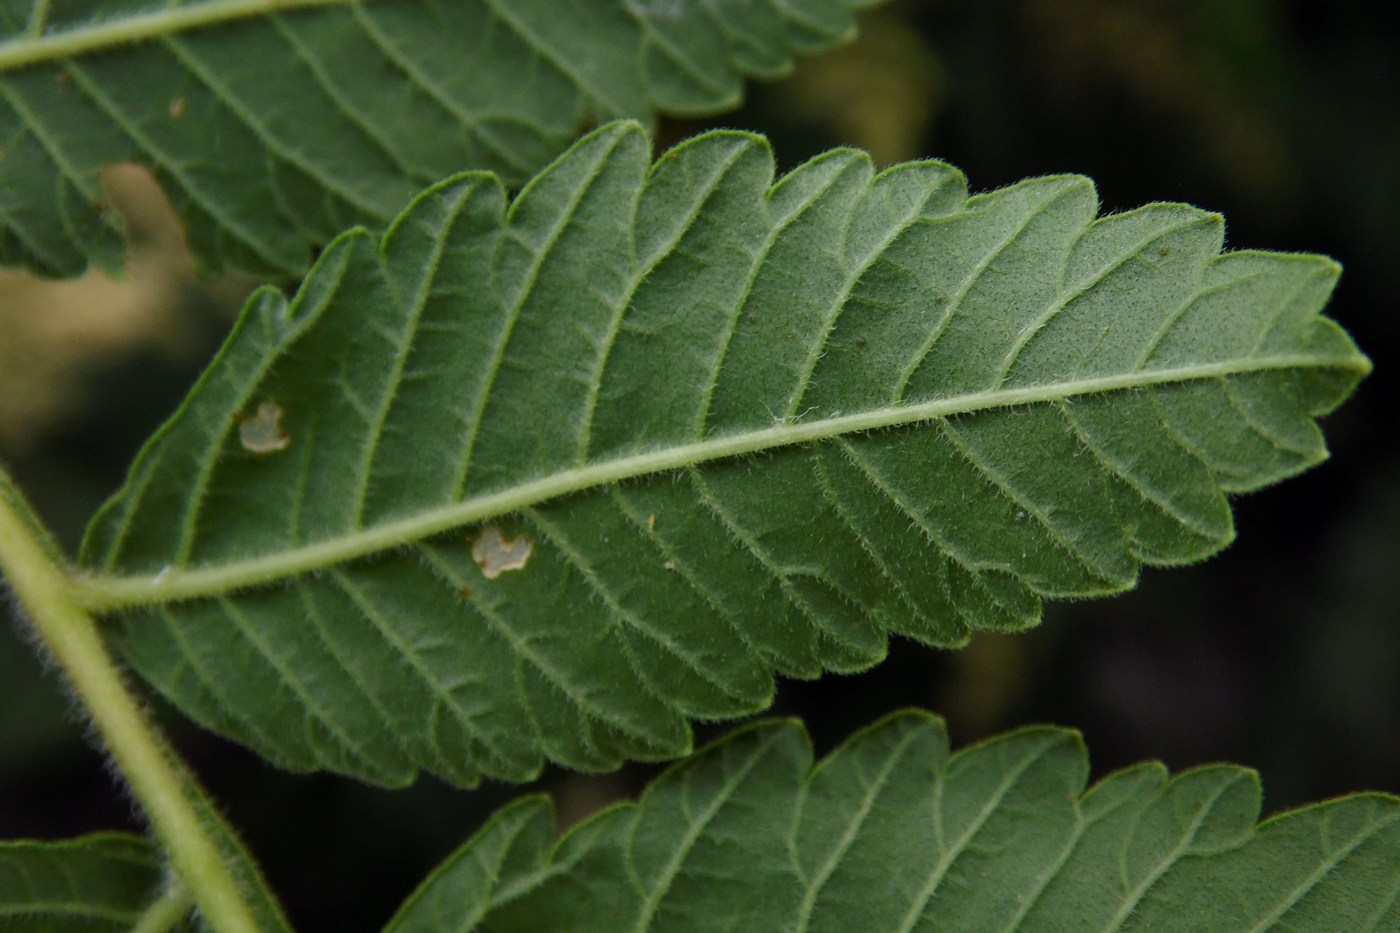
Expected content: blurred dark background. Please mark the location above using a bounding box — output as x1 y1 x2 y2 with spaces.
2 0 1397 928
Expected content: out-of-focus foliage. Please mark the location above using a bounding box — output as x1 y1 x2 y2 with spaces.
0 834 171 931
775 8 944 168
0 0 880 277
0 166 255 452
1020 0 1301 215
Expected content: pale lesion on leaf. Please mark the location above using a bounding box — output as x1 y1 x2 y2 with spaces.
472 525 533 579
236 400 289 454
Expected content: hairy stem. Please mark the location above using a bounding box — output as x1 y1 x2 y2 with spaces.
131 879 197 933
0 467 261 933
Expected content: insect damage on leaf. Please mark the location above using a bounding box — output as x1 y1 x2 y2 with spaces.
237 401 289 454
75 124 1370 789
472 526 533 579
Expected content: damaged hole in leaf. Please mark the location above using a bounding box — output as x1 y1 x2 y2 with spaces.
472 525 532 579
238 400 290 453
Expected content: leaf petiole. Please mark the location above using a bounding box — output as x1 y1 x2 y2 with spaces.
0 465 262 933
130 879 197 933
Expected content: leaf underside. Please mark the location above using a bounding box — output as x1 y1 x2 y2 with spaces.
0 782 289 932
0 0 875 276
80 122 1369 786
0 833 171 931
385 712 1400 933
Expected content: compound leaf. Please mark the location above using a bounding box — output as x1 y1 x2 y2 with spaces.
385 712 1400 933
0 0 878 276
78 122 1369 785
0 833 178 931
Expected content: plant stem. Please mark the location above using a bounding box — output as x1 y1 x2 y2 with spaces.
0 469 262 933
131 879 197 933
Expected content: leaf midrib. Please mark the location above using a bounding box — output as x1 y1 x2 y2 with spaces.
74 352 1361 610
0 902 137 920
0 0 367 71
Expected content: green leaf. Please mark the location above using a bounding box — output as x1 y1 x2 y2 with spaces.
385 712 1400 933
0 833 178 931
0 818 286 932
0 0 878 276
77 122 1369 786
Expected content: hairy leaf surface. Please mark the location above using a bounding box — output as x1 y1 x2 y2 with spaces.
0 0 875 276
385 712 1400 933
0 833 172 930
78 123 1369 785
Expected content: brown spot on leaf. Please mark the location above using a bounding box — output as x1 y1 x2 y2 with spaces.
472 525 533 579
647 513 656 531
169 95 186 119
238 400 290 453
